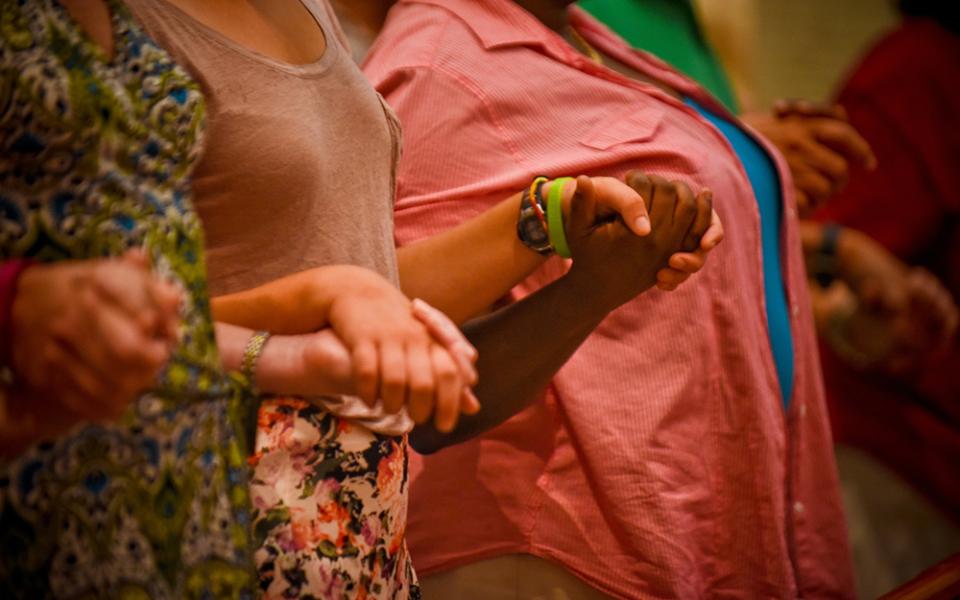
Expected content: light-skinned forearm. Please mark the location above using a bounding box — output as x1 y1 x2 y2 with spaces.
397 191 547 324
410 272 608 453
211 265 384 335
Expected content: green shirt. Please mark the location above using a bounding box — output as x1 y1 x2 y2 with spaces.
579 0 739 112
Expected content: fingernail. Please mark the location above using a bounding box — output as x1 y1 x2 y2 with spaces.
635 216 650 232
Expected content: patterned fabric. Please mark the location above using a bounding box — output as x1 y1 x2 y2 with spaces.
0 1 256 597
250 398 419 600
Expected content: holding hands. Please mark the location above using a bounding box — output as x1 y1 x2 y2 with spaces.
2 250 181 451
743 100 876 212
810 225 958 373
560 172 723 313
214 265 479 433
324 268 480 431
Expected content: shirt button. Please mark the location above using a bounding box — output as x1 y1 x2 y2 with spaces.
799 403 807 418
794 501 805 514
792 303 801 318
787 207 797 220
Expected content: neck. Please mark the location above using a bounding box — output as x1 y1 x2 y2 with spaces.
513 0 572 33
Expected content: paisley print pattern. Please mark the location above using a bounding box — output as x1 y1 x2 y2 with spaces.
0 1 255 597
251 398 420 600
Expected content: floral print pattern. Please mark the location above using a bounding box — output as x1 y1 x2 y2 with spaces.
250 398 420 599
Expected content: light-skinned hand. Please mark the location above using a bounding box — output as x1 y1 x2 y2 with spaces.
9 250 181 423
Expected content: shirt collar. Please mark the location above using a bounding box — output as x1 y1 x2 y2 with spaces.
397 0 560 52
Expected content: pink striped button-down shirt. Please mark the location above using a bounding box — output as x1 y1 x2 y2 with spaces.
364 1 854 598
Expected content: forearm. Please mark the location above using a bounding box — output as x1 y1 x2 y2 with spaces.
410 273 607 453
211 265 377 335
397 191 547 324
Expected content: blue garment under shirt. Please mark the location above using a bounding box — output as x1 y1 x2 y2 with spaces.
686 98 795 407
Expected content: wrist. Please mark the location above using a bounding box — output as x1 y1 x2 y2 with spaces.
809 222 843 288
252 334 307 396
557 269 616 324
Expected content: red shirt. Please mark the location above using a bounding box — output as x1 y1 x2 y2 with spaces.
365 1 854 597
816 18 960 519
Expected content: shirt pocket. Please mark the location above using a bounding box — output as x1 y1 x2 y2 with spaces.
579 104 665 151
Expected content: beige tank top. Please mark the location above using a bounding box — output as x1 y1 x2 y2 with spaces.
125 0 400 295
125 0 410 434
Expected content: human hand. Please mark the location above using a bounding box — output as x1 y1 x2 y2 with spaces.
827 228 958 371
9 250 181 422
563 173 719 313
743 101 876 213
325 267 478 432
559 176 651 237
887 269 958 367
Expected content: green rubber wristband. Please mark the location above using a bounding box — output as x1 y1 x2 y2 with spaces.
547 177 574 259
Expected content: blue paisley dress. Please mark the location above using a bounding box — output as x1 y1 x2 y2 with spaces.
0 1 256 597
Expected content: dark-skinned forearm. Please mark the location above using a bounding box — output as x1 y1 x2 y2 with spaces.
410 273 608 453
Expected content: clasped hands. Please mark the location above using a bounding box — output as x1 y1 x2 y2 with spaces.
240 171 723 433
5 171 723 440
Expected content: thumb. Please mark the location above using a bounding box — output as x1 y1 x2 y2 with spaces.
567 175 598 242
592 177 650 236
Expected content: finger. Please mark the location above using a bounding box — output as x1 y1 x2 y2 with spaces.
625 171 654 221
352 342 379 405
90 260 159 331
798 138 850 190
794 189 811 214
411 299 478 385
107 254 182 342
656 281 679 292
647 175 676 227
410 299 475 358
656 268 691 286
591 177 650 236
682 188 713 252
405 342 435 424
378 341 407 414
793 167 834 207
430 345 462 433
148 280 184 343
774 99 846 120
700 210 724 250
460 388 481 416
812 119 877 170
667 251 706 273
567 175 599 241
672 182 698 245
120 248 151 269
74 293 168 374
624 171 653 204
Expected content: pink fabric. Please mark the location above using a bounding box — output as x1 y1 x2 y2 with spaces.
364 1 854 598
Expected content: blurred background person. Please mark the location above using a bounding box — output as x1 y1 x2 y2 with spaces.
812 0 960 593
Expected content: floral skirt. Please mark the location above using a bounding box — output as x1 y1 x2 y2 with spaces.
250 398 420 600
